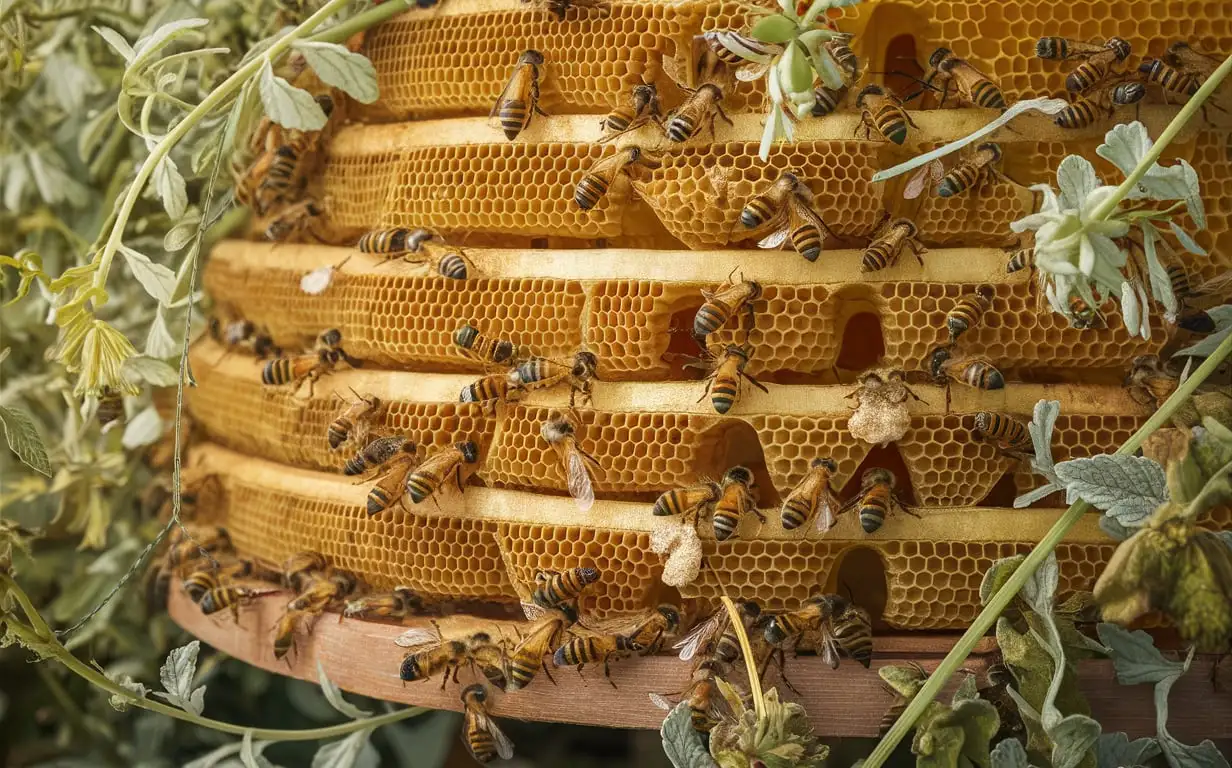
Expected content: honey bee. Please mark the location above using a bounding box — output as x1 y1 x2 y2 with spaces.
460 684 515 763
261 329 358 395
781 457 841 533
928 346 1005 391
522 0 609 20
1138 58 1202 101
879 662 928 735
288 569 358 613
459 371 526 411
184 558 280 602
739 171 805 230
357 227 436 260
937 142 1004 198
1167 266 1232 328
166 525 233 569
574 146 661 210
830 601 874 667
946 287 994 342
252 95 335 210
650 665 726 733
665 83 733 143
1055 79 1146 129
200 585 276 620
1165 41 1221 80
755 191 836 263
811 84 849 116
264 198 326 243
1005 245 1034 273
453 323 519 367
1036 37 1132 93
344 435 415 477
342 586 427 620
856 84 917 145
364 449 423 516
973 411 1032 455
272 609 311 660
531 567 600 610
623 603 682 655
688 343 768 415
838 468 916 534
1123 355 1179 408
282 551 328 591
763 593 847 646
405 441 480 505
97 387 124 428
701 30 783 68
553 633 643 686
507 608 574 690
541 415 602 512
652 480 722 522
515 351 599 407
601 83 662 136
399 628 510 690
692 275 762 346
328 391 382 450
1066 292 1105 329
712 465 761 541
861 215 926 273
919 48 1006 109
491 50 546 140
209 317 280 359
673 601 763 665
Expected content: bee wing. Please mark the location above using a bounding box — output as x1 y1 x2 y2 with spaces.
394 627 440 648
703 164 730 203
815 489 840 534
566 449 596 512
488 64 527 127
789 195 836 241
673 611 723 661
521 601 546 621
649 692 675 711
904 160 944 200
476 712 516 760
757 222 791 250
819 626 842 670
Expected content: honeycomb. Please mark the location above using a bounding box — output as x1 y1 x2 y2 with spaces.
194 0 1232 639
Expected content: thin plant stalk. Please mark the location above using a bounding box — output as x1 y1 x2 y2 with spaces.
864 326 1232 768
308 0 414 45
0 575 428 740
90 0 355 298
720 595 764 721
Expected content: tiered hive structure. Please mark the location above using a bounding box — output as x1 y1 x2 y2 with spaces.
190 0 1232 646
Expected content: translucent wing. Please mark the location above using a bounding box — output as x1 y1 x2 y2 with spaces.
904 160 943 200
478 712 516 760
819 626 842 670
394 627 440 649
566 450 595 512
521 601 546 621
757 223 790 250
674 611 724 661
814 494 837 534
488 64 526 129
649 692 675 711
735 62 771 82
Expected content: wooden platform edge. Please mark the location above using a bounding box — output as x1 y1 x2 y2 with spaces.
169 590 1232 740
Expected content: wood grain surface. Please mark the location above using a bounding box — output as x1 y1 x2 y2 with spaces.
169 590 1232 739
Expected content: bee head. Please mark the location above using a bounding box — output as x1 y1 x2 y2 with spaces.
856 84 884 106
864 467 896 488
541 418 574 444
699 82 724 98
723 466 754 486
572 351 598 377
320 328 343 348
521 50 545 66
727 343 753 363
407 228 435 251
657 604 682 630
764 617 787 645
461 683 488 704
315 94 335 116
746 280 763 301
928 47 952 69
577 567 601 585
811 457 838 472
457 441 480 463
976 142 1002 161
976 284 995 301
928 345 952 381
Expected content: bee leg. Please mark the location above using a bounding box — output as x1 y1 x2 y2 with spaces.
714 101 734 128
742 371 770 394
541 660 557 686
604 655 619 690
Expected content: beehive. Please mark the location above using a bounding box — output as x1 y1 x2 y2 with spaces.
194 0 1232 645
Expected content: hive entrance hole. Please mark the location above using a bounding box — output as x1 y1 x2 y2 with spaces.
839 442 916 507
980 469 1020 508
884 33 924 102
834 310 886 374
662 305 710 379
698 420 781 508
827 546 889 627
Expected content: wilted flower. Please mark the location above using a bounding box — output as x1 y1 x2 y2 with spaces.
709 682 829 768
48 303 140 396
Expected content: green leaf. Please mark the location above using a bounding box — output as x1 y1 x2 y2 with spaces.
258 60 328 131
1096 623 1185 685
93 25 135 62
151 640 206 716
1098 516 1132 541
165 211 203 252
1176 325 1232 359
293 42 379 104
107 674 148 712
1057 155 1098 209
1029 400 1061 475
952 672 979 703
785 42 814 93
79 106 118 164
1014 482 1063 509
1139 222 1178 319
991 739 1030 768
311 729 379 768
153 156 188 220
1020 551 1060 615
1096 122 1205 228
1053 454 1167 528
118 245 177 304
1160 737 1231 768
980 555 1026 605
121 406 163 449
1049 714 1101 768
317 661 371 719
131 18 209 71
1096 733 1161 768
241 730 278 768
145 309 179 359
1170 222 1208 256
749 14 798 43
42 52 99 113
812 45 844 89
0 405 51 476
796 28 838 51
661 700 717 768
122 355 180 387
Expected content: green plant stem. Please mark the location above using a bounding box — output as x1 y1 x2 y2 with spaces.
1089 52 1232 222
308 0 414 45
2 576 429 740
863 328 1232 768
89 0 355 299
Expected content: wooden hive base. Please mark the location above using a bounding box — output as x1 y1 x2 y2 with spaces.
168 589 1232 740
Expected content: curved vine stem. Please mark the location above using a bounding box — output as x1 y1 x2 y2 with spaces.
865 54 1232 767
720 596 764 721
1 574 429 741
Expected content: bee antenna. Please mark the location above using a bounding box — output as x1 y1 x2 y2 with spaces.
841 581 856 602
